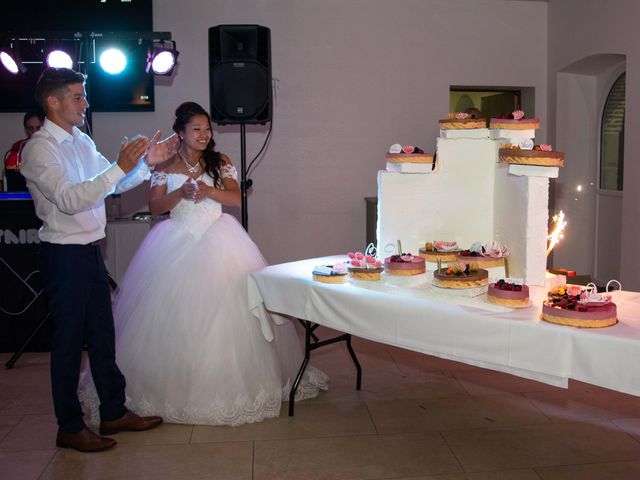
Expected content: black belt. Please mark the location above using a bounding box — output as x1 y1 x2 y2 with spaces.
86 240 102 246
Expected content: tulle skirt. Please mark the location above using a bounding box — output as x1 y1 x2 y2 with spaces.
79 213 327 426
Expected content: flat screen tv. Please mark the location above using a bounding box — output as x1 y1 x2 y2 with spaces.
0 0 154 112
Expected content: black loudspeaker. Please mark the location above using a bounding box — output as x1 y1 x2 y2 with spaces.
209 25 272 125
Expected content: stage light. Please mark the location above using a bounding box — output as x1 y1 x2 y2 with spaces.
99 48 127 74
46 50 73 69
146 41 179 75
0 43 27 75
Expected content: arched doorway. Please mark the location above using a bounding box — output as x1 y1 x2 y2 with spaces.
552 54 625 283
595 73 625 282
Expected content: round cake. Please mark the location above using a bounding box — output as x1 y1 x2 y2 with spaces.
458 253 506 268
348 266 384 281
312 265 348 284
386 152 434 164
490 117 540 130
419 241 460 263
541 302 617 328
499 148 565 167
384 254 426 276
439 118 486 130
433 267 488 289
419 248 460 263
541 286 617 328
487 281 530 308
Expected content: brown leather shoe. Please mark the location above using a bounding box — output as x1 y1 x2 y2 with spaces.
100 410 163 435
56 427 117 452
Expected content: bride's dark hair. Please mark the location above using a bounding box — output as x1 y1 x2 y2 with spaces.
173 101 222 185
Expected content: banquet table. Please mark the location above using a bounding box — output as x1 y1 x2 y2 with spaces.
248 255 640 407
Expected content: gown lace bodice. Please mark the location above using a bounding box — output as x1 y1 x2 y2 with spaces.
151 165 237 239
168 173 222 239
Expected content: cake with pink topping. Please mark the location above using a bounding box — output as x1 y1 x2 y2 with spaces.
487 279 530 308
312 263 349 284
419 240 460 263
458 241 509 268
386 144 433 164
490 110 540 130
386 144 434 173
541 284 618 328
347 251 384 281
499 143 565 167
439 112 486 130
384 253 426 276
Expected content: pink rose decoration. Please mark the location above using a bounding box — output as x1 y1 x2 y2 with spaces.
355 252 364 260
365 255 375 264
347 252 355 259
351 259 363 267
400 253 414 262
540 144 552 152
374 260 382 267
512 110 525 120
402 145 415 154
455 112 470 120
567 285 582 297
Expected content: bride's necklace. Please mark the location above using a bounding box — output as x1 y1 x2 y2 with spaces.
178 150 202 176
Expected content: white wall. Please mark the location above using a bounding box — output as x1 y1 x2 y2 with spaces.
547 0 640 290
0 0 548 265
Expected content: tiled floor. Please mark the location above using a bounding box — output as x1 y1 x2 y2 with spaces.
2 327 640 480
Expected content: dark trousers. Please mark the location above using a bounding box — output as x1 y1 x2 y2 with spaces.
39 242 127 433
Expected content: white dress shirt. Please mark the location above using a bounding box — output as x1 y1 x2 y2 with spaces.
21 118 150 244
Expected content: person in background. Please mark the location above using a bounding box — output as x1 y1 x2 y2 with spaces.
464 107 482 119
21 67 179 453
3 110 45 191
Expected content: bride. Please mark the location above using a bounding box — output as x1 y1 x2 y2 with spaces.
80 102 327 426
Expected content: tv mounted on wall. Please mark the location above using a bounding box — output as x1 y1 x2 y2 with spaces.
0 0 155 113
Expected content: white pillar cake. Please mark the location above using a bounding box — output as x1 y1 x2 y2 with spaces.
377 115 563 285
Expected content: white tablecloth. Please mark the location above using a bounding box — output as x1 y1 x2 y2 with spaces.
248 255 640 396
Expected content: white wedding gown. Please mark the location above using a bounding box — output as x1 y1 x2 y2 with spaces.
79 170 328 426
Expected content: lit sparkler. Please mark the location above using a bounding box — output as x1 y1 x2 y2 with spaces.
547 210 567 256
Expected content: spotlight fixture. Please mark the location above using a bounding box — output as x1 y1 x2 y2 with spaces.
0 41 27 75
46 49 73 69
99 48 127 74
146 40 179 75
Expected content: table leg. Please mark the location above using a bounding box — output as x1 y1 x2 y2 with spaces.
288 319 363 416
346 334 362 390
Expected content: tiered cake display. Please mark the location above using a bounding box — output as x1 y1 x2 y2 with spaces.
377 110 563 286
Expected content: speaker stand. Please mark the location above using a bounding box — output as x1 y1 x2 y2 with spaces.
239 124 252 231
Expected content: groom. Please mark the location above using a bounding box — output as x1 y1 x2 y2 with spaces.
21 67 178 452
